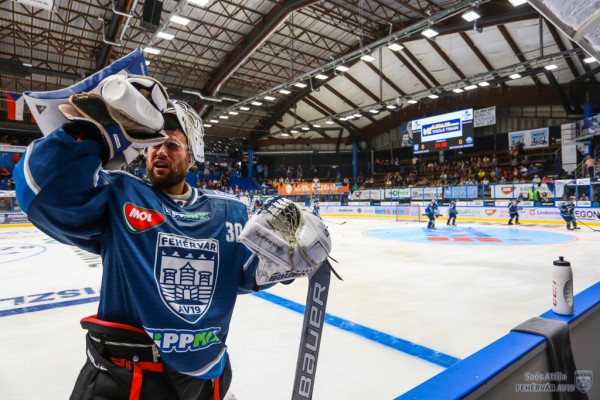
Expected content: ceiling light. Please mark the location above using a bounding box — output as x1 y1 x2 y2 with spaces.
360 54 375 62
386 104 396 109
156 31 175 40
145 60 151 66
464 84 478 90
508 0 527 6
203 123 212 127
239 106 250 111
313 124 321 128
339 117 347 121
264 96 276 101
452 88 464 93
22 62 33 67
302 127 310 131
462 10 481 22
228 111 238 115
325 120 334 124
279 89 291 94
583 56 597 63
509 73 522 79
407 99 418 104
143 47 160 55
170 15 191 25
209 119 219 123
544 64 558 70
478 81 490 87
428 94 439 99
387 43 404 51
187 0 209 6
335 65 350 72
251 101 263 106
290 130 299 134
369 109 379 114
219 115 228 119
421 28 439 38
346 115 355 120
315 74 328 80
281 132 290 137
294 82 307 88
354 113 363 118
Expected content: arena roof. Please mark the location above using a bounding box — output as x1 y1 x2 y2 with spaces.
1 0 599 152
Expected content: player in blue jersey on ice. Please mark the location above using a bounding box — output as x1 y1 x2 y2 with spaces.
15 72 331 400
446 199 457 226
425 199 439 229
508 197 522 225
559 196 579 230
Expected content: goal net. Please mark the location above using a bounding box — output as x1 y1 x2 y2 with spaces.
395 203 422 222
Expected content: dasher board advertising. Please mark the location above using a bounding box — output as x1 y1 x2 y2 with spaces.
412 108 474 154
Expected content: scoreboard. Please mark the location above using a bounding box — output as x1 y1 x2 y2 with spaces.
412 108 474 154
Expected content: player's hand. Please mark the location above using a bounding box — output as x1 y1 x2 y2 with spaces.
59 75 168 164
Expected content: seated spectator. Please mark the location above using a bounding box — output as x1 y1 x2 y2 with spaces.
532 174 541 185
580 193 590 201
0 166 11 179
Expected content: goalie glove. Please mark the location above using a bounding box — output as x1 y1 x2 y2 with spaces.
239 197 332 284
58 74 169 165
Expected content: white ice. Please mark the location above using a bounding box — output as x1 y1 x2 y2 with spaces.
0 219 598 400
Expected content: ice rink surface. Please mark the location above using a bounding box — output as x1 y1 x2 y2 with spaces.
0 218 598 400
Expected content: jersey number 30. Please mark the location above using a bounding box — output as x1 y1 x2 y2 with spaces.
225 222 243 242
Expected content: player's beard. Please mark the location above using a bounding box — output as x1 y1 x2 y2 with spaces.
146 158 188 189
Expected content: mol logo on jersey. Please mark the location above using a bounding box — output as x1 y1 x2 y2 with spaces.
154 233 219 324
124 203 166 233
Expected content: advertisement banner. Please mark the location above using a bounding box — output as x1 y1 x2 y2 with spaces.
348 189 382 201
508 127 549 149
384 188 411 199
0 212 29 224
491 183 561 200
443 185 478 199
278 182 349 196
0 145 27 153
474 106 496 128
409 187 442 200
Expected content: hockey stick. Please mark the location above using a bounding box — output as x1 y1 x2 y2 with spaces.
322 219 346 225
575 219 600 232
291 260 333 400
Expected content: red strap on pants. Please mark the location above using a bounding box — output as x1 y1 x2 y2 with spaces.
213 376 220 400
129 361 164 400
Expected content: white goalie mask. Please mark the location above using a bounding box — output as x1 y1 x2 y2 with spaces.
163 99 205 165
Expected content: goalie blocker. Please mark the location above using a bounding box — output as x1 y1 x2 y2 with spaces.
239 197 332 285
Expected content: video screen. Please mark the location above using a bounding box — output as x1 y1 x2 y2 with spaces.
412 108 474 154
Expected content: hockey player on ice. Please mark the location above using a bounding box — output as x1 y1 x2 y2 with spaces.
425 199 439 230
446 199 457 226
310 197 321 217
14 66 332 400
559 196 580 230
508 198 522 225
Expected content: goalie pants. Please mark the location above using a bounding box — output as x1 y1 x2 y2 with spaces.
70 317 232 400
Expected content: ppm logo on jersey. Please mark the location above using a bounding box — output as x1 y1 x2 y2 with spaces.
144 326 221 353
124 203 166 233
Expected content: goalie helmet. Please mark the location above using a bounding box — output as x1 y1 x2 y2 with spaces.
162 99 205 165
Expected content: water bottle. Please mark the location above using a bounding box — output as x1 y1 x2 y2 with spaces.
552 256 574 315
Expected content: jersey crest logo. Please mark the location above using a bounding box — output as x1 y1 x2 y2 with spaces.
154 233 219 324
124 203 166 233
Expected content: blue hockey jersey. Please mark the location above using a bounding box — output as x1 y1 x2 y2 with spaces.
14 129 264 379
559 201 575 217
